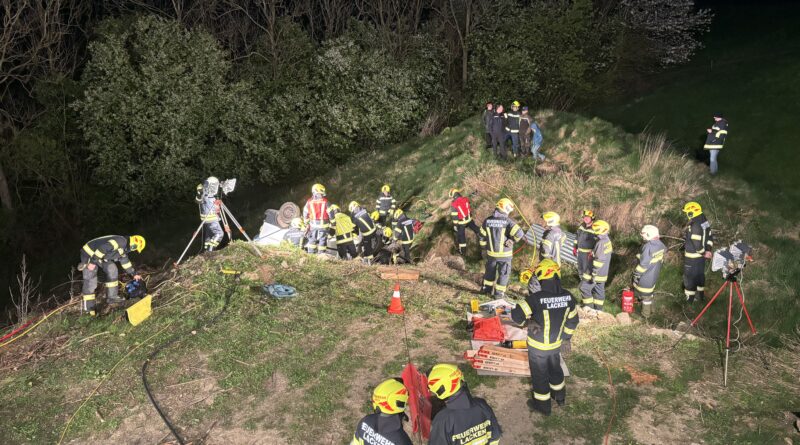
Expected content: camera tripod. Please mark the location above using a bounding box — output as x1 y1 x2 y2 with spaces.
175 200 262 266
687 269 757 386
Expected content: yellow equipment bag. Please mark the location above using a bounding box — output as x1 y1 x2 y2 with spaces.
126 295 152 326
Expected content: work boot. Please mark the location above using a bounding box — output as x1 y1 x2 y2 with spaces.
698 291 706 302
494 291 505 298
107 297 125 306
552 397 565 407
527 399 551 416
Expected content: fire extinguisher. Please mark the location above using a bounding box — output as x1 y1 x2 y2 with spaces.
621 288 635 313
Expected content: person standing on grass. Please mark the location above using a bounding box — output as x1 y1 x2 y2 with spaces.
703 112 728 175
482 102 494 150
530 118 545 161
519 106 533 156
490 104 507 159
503 101 522 158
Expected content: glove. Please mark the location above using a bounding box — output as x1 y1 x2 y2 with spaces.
572 246 577 256
561 339 572 355
504 239 514 248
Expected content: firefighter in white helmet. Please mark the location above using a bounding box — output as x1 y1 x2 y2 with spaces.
195 177 224 251
634 225 666 317
579 220 612 312
540 212 565 267
350 378 412 445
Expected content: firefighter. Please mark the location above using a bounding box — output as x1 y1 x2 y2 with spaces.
449 188 481 255
376 184 397 228
634 225 666 317
579 220 612 312
482 102 494 150
303 183 330 254
479 198 527 297
392 209 416 264
573 210 597 291
282 218 305 248
195 177 224 251
328 204 357 260
510 259 579 416
350 378 412 445
350 201 378 264
703 112 728 175
490 104 506 159
78 235 145 316
427 364 502 445
540 212 565 267
682 201 713 303
504 101 522 158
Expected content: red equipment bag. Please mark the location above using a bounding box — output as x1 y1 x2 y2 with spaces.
472 316 505 342
621 288 635 313
412 220 424 234
402 363 432 439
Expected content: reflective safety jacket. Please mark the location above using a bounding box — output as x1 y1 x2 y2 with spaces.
350 413 412 445
511 277 579 352
80 235 136 275
303 196 330 229
282 228 305 247
330 212 356 244
504 110 521 133
352 208 377 236
195 184 220 223
480 210 524 258
376 193 397 216
393 214 415 245
634 239 666 293
450 195 474 225
575 223 597 253
540 226 565 266
429 387 501 445
590 234 613 283
704 118 728 150
684 214 713 259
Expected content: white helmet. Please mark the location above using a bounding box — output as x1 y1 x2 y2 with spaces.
641 225 659 241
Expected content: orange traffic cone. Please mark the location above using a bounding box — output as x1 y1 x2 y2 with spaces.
387 282 405 314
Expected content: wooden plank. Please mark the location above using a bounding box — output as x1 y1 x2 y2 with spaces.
471 362 531 376
470 358 530 371
377 266 420 281
480 345 528 360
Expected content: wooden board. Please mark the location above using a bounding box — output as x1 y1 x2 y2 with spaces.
377 266 420 281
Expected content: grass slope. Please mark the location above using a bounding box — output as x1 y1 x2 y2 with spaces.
1 111 798 444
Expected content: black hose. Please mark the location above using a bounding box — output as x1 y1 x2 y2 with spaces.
141 273 240 444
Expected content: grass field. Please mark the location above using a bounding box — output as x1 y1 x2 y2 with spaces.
1 110 798 444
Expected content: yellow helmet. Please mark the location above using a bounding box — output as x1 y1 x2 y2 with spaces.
393 208 404 219
383 227 394 238
641 224 659 241
381 184 391 193
427 363 462 400
519 268 533 284
582 209 595 219
290 217 303 229
311 183 326 196
129 235 146 253
683 201 702 218
371 210 381 221
543 211 560 226
328 204 340 214
348 201 360 213
535 259 561 280
496 198 514 214
592 219 610 235
512 100 521 107
448 188 461 199
372 379 408 415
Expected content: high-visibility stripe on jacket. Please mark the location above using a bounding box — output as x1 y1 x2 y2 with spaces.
540 227 565 266
504 111 521 133
352 208 376 236
590 235 612 283
634 239 666 293
350 413 412 445
375 194 397 215
450 196 473 225
80 235 136 275
329 212 356 244
303 197 330 229
428 388 502 445
393 215 415 244
684 214 712 259
704 118 728 150
480 210 524 258
510 278 579 351
575 223 597 252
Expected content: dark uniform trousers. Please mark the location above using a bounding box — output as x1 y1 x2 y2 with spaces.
455 220 481 251
684 257 706 301
337 241 357 260
483 257 511 296
82 262 120 312
576 251 591 279
528 348 565 415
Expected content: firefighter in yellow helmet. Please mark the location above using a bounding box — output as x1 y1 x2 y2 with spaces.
682 201 713 302
375 184 397 228
349 201 378 264
303 183 330 254
510 259 579 416
350 378 412 445
579 220 612 311
573 210 597 285
392 208 417 264
428 364 502 445
540 211 565 267
78 235 145 316
479 198 530 297
449 188 481 255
